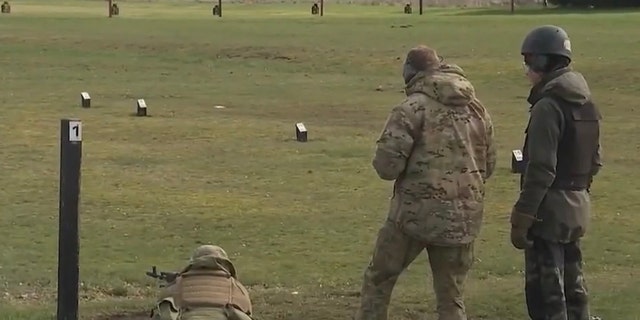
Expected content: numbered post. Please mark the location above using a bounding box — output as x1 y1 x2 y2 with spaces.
511 149 525 173
80 92 91 108
136 99 147 117
295 122 308 142
57 119 82 320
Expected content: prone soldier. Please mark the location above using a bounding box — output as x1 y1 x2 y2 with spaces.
148 245 253 320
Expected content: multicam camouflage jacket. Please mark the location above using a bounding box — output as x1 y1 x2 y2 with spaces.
373 64 497 245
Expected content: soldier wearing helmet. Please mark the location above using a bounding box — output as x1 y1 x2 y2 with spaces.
509 25 603 320
152 245 253 320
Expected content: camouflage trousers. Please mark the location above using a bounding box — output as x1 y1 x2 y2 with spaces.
524 235 590 320
355 220 474 320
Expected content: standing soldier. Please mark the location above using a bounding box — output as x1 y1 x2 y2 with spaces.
152 245 253 320
510 25 602 320
355 45 497 320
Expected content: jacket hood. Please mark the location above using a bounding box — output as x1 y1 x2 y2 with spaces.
528 68 591 105
405 63 475 108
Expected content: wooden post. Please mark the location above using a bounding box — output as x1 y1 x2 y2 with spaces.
511 149 524 173
295 123 308 142
56 119 83 320
510 0 514 14
80 92 91 108
136 99 148 117
320 0 324 16
108 0 112 17
419 0 423 15
218 0 222 17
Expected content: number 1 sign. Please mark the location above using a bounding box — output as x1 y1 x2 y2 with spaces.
69 121 82 142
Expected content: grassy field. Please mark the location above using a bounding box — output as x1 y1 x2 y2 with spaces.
1 1 640 319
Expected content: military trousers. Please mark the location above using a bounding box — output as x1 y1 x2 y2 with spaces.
524 235 590 320
355 220 474 320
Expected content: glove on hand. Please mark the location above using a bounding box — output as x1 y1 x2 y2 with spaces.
510 208 538 250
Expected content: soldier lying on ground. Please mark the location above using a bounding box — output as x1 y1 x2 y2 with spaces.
151 245 253 320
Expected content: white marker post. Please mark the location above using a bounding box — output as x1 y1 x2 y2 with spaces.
295 122 307 142
511 149 524 173
80 92 91 108
136 99 147 117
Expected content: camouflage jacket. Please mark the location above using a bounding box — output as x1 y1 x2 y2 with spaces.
372 64 496 245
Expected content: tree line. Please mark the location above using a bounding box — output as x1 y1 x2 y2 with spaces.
549 0 640 7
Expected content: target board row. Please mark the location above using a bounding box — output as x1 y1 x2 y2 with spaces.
79 92 309 142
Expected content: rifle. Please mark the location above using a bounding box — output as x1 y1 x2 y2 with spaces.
145 266 180 285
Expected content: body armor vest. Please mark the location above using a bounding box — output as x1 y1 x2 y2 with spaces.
175 269 252 316
522 94 601 190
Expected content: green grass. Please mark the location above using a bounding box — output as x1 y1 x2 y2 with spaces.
1 1 639 319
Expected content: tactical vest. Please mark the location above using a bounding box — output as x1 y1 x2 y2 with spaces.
521 94 601 191
175 269 252 316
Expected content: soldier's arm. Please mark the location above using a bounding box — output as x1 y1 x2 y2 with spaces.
484 110 497 180
372 101 419 181
514 99 562 215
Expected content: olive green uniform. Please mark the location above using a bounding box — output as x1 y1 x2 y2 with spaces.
516 68 601 320
511 25 602 320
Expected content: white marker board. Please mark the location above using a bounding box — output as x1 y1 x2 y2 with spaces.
69 121 82 142
512 149 523 161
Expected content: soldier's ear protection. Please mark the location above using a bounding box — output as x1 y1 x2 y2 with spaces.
523 54 548 73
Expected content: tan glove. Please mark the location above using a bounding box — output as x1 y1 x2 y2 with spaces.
510 208 539 250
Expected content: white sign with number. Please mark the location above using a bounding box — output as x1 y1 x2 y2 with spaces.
69 121 82 142
81 92 90 100
512 149 523 161
137 99 147 109
296 122 307 132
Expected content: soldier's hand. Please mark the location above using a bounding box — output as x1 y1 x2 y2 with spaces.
510 227 532 249
509 208 538 250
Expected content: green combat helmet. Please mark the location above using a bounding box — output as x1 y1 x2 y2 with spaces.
521 25 572 72
188 245 237 278
521 25 572 59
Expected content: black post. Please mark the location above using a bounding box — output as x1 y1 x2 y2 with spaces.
56 119 83 320
108 0 112 17
320 0 323 16
218 0 222 17
510 0 514 14
419 0 422 15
